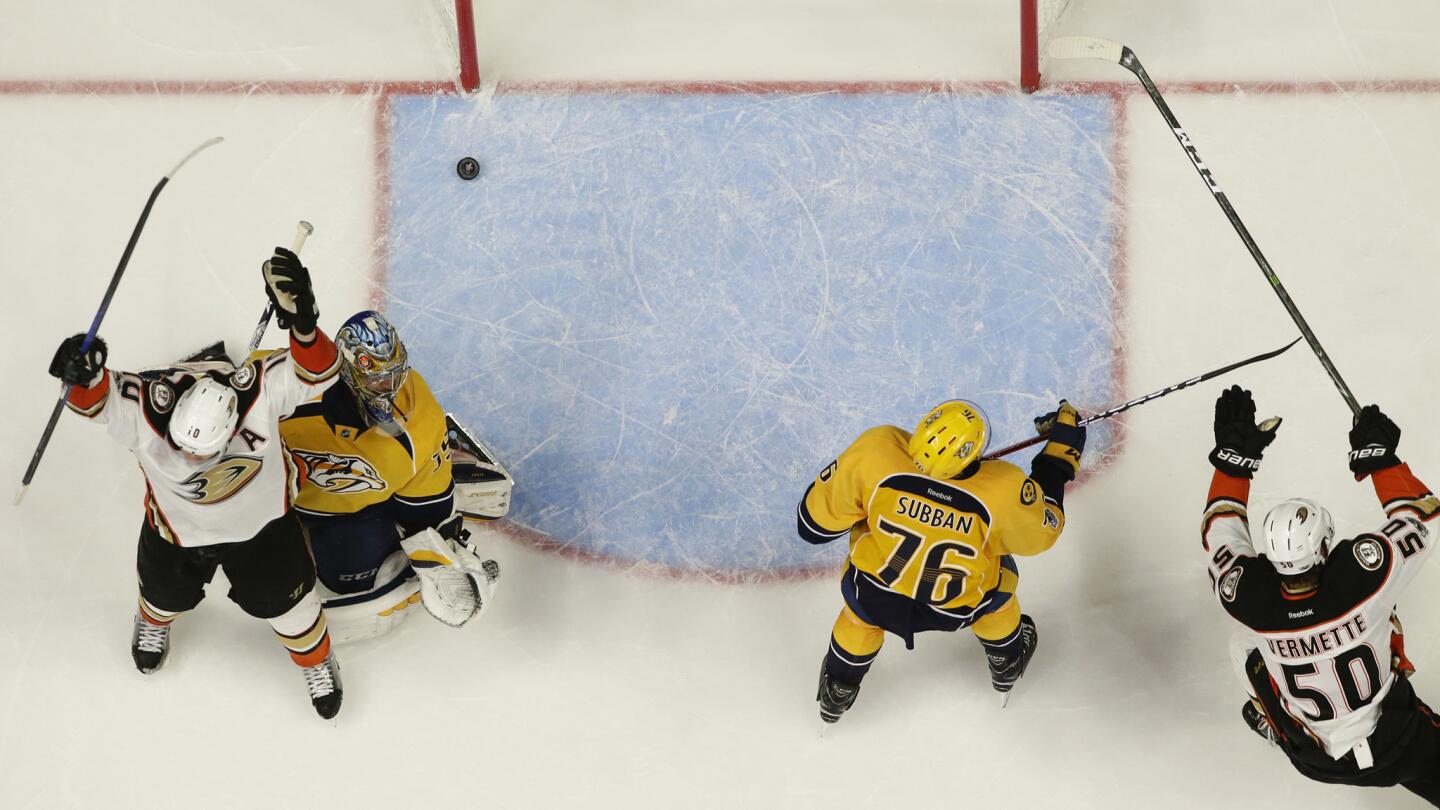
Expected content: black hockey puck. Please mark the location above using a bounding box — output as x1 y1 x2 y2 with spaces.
456 157 480 180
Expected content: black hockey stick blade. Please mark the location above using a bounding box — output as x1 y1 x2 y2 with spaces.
983 337 1301 460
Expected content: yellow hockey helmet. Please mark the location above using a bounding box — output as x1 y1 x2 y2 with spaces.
908 400 989 479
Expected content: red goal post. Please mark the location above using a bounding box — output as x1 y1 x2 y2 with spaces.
435 0 480 92
442 1 1070 95
1020 0 1077 92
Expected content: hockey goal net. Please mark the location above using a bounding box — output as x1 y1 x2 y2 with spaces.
1020 0 1077 92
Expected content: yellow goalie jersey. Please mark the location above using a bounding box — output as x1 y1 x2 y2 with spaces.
799 425 1065 624
280 368 453 525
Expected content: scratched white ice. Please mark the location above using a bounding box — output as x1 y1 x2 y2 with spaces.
1 2 1439 809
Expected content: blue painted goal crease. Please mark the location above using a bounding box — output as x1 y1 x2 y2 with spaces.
382 90 1119 576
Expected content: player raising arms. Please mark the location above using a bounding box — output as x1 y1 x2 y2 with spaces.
1201 386 1440 804
46 247 344 719
798 399 1085 722
279 310 510 642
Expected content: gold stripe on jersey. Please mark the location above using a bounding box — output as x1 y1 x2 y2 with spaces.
281 369 452 518
803 425 1063 613
276 612 329 656
1201 498 1248 543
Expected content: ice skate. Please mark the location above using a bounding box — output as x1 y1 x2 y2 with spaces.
817 665 860 724
1242 699 1279 746
302 653 344 720
990 614 1038 707
131 613 171 674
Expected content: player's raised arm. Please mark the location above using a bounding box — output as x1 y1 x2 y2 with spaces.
1347 405 1439 586
48 334 150 450
259 246 339 411
1200 386 1281 587
49 333 110 418
992 400 1086 557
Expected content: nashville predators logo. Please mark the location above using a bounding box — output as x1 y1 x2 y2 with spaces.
177 456 264 504
292 449 387 494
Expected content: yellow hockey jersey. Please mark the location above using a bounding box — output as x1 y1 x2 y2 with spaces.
280 369 453 524
798 425 1065 613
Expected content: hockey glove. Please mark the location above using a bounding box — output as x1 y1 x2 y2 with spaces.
1035 400 1086 481
1348 404 1401 480
48 333 107 388
262 247 318 334
400 519 500 628
1208 385 1280 479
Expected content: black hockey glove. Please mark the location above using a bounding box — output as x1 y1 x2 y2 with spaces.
1208 385 1280 479
48 333 107 388
1035 400 1086 481
1348 404 1401 479
262 246 318 334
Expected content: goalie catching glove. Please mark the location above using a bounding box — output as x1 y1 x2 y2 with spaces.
400 515 501 628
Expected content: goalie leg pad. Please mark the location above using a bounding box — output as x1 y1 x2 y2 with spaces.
317 549 422 644
400 521 500 628
446 414 514 520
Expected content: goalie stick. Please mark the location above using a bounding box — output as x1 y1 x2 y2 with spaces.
247 220 314 353
982 337 1300 460
1046 36 1361 416
16 136 224 505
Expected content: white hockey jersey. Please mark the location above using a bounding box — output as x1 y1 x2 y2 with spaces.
1201 464 1439 761
65 332 339 547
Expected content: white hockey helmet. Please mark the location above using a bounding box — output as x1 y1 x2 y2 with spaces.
168 377 239 457
1261 498 1335 576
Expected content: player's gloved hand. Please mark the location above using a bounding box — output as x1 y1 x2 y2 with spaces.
1208 385 1280 479
262 247 318 334
1348 404 1401 480
1036 400 1085 481
48 333 107 387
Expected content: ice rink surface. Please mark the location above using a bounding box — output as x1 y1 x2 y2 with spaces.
3 2 1440 808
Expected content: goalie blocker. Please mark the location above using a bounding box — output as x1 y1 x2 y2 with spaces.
448 413 513 521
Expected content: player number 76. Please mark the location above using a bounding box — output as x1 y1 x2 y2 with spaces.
875 518 979 605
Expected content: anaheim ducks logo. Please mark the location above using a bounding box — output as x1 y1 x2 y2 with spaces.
177 456 264 504
292 449 387 494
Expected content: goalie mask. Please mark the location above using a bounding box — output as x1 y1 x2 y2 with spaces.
908 400 989 480
336 310 410 424
1261 498 1335 576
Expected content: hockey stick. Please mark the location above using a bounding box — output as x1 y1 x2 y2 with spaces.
1047 37 1360 416
982 337 1300 460
247 220 315 353
15 137 224 506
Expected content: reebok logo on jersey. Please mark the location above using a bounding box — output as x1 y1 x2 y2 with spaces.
1287 609 1313 619
177 456 264 504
